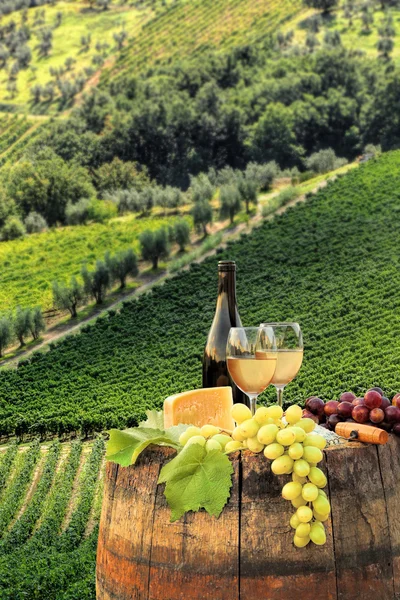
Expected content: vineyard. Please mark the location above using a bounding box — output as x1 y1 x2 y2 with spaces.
1 151 400 438
0 114 47 166
0 438 105 599
102 0 304 85
0 212 192 312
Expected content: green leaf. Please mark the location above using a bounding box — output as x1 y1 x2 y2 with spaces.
139 409 164 430
106 427 179 467
158 444 234 522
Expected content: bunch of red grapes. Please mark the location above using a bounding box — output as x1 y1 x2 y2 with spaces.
303 387 400 436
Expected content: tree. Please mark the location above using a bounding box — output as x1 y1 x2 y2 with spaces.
15 44 31 68
80 34 91 51
14 306 31 346
190 173 215 203
30 84 42 104
1 216 25 240
24 211 47 233
64 57 76 71
303 0 339 13
29 307 45 340
139 228 169 270
113 30 127 50
219 185 242 225
0 315 13 357
173 220 190 251
52 277 85 318
81 261 110 304
105 248 138 288
191 200 213 236
324 30 341 47
95 158 150 194
37 28 53 57
377 36 394 59
305 31 320 53
361 9 374 32
0 44 9 69
237 176 258 214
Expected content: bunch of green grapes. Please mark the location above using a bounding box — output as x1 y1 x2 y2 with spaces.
231 403 330 549
178 424 235 452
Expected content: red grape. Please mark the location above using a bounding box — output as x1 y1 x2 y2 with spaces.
385 406 400 423
380 397 391 410
338 401 353 418
352 405 370 424
378 421 393 433
327 414 342 431
306 397 325 416
369 408 385 424
324 400 339 417
364 389 382 409
302 409 319 424
371 386 383 396
352 397 365 406
392 393 400 408
340 392 356 402
392 423 400 436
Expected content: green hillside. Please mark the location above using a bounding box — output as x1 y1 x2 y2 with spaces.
0 438 105 600
1 150 400 438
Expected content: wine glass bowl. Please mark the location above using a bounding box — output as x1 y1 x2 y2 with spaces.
226 327 277 415
260 322 303 407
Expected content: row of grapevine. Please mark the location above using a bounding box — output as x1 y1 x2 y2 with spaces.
0 117 33 154
0 121 49 167
1 151 400 438
0 439 105 599
103 0 303 85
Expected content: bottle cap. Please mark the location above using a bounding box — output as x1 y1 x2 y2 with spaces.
218 260 236 272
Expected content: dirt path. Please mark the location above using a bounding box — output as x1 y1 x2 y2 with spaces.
0 177 331 370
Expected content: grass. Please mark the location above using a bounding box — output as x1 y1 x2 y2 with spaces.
0 211 192 311
284 5 400 63
0 1 154 110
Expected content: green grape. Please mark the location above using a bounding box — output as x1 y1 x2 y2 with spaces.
271 455 294 475
318 489 327 499
288 442 304 460
290 513 301 529
292 473 307 485
232 427 246 442
257 424 279 445
303 434 327 450
254 407 271 425
179 426 202 445
225 441 243 453
313 509 329 522
231 403 252 424
274 419 285 429
296 522 311 538
309 467 328 488
310 522 327 545
291 495 307 508
239 418 260 439
211 434 232 449
294 534 310 548
313 495 331 515
276 428 296 446
247 435 264 453
264 442 285 460
301 483 319 502
242 439 248 448
297 418 316 433
282 481 302 501
290 426 307 443
285 404 303 424
302 446 323 464
313 520 325 529
205 439 222 452
296 505 313 523
186 435 206 447
267 405 284 419
293 459 310 477
200 424 220 438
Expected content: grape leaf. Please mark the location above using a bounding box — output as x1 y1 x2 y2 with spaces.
139 410 164 430
158 444 234 522
106 427 180 467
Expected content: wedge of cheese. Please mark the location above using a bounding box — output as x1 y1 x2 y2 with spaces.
164 387 235 431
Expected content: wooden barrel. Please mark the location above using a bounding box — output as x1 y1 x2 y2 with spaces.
96 436 400 600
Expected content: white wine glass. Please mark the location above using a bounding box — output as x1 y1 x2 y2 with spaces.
260 322 303 407
226 327 277 416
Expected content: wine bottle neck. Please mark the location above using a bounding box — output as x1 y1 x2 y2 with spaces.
216 270 238 315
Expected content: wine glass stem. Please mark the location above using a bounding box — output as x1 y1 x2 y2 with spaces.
247 394 258 416
276 386 285 408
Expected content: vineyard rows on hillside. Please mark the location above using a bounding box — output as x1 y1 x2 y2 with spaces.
0 439 105 599
1 151 400 438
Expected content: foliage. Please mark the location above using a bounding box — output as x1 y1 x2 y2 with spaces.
106 426 182 466
81 260 110 304
2 153 400 438
191 200 213 236
1 215 25 240
0 315 13 357
139 227 169 269
14 305 32 346
303 0 338 12
95 158 150 194
105 247 138 289
219 184 242 224
171 219 190 252
24 211 47 234
306 149 348 174
52 277 85 318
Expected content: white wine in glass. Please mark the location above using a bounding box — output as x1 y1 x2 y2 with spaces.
260 323 303 407
226 327 277 415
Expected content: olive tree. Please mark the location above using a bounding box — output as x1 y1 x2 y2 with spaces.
52 277 86 318
139 228 169 270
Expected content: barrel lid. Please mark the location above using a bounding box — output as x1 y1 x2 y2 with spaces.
218 260 236 271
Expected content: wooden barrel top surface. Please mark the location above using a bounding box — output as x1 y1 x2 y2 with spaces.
96 435 400 600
